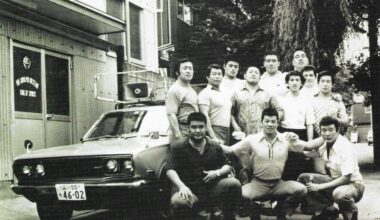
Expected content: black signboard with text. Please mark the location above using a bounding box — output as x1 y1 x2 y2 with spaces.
13 47 42 113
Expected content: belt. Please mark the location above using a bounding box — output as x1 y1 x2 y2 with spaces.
252 176 281 184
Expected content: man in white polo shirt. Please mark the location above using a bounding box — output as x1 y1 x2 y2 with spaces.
198 64 232 145
259 52 287 96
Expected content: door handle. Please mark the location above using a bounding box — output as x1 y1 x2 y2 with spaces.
46 114 54 120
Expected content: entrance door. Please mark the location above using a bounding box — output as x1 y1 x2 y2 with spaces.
12 43 71 156
45 53 71 147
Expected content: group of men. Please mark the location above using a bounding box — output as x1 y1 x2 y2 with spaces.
164 50 364 220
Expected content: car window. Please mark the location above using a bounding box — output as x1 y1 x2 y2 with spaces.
138 109 169 135
87 108 169 139
88 111 146 138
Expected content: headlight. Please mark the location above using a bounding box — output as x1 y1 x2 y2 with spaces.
36 164 45 176
123 159 134 172
22 165 31 176
106 159 118 173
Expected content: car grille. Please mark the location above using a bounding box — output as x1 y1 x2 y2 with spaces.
14 156 133 183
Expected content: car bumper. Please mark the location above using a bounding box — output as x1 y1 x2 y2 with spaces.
11 180 156 207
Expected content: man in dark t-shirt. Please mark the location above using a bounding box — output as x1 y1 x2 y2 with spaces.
166 112 241 220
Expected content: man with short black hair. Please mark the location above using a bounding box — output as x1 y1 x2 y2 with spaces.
167 112 242 220
292 116 364 220
231 67 283 136
300 65 319 97
260 52 287 96
277 71 315 181
311 71 349 135
223 108 307 220
166 58 199 141
198 64 232 144
292 50 310 72
220 55 244 99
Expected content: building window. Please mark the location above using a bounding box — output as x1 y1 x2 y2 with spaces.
157 0 171 47
177 0 192 25
73 0 124 20
129 3 143 61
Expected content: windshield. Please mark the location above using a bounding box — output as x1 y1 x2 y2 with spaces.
86 109 169 139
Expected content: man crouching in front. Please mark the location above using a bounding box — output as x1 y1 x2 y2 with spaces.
166 112 242 220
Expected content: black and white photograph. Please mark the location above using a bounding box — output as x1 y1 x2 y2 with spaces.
0 0 379 219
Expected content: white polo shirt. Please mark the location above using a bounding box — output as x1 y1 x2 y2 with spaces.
220 77 244 100
277 92 315 129
198 84 232 127
259 71 287 96
318 135 363 182
231 132 304 180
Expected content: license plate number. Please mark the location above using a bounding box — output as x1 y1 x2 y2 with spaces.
55 183 86 201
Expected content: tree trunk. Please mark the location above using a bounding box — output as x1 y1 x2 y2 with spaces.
368 0 380 168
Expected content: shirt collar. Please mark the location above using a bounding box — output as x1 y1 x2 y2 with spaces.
319 135 343 154
257 131 285 143
240 82 264 92
185 137 211 153
207 84 220 91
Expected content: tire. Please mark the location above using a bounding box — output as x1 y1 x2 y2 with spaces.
36 202 73 220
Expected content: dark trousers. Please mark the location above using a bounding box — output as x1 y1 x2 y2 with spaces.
298 173 365 214
170 177 242 219
278 127 314 181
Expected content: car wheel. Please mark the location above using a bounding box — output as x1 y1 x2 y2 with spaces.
37 202 73 220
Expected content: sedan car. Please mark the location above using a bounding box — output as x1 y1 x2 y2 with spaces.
11 104 171 220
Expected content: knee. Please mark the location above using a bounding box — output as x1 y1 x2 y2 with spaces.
220 178 242 191
171 196 190 209
294 182 308 197
332 188 351 204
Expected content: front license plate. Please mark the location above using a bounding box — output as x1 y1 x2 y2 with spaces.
55 183 87 201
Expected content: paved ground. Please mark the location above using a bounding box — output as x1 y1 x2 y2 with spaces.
0 143 379 220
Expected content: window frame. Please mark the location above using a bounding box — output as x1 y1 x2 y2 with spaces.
126 1 146 66
157 0 172 49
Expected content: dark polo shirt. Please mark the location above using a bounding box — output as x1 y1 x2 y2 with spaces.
166 137 230 193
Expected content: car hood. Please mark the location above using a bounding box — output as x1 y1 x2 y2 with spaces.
14 136 169 160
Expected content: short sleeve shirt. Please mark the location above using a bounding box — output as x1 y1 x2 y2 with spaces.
166 81 199 123
198 84 232 127
166 137 230 191
219 78 245 100
259 71 287 97
318 135 363 182
231 132 304 180
277 92 315 129
311 94 348 134
231 85 282 135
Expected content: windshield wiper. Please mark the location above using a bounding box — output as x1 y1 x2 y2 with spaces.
82 135 119 142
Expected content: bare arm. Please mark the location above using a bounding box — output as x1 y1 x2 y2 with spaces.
337 101 349 126
220 144 234 154
166 169 195 200
167 113 182 140
231 116 241 132
308 175 351 192
203 165 233 183
307 124 314 141
288 134 325 151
